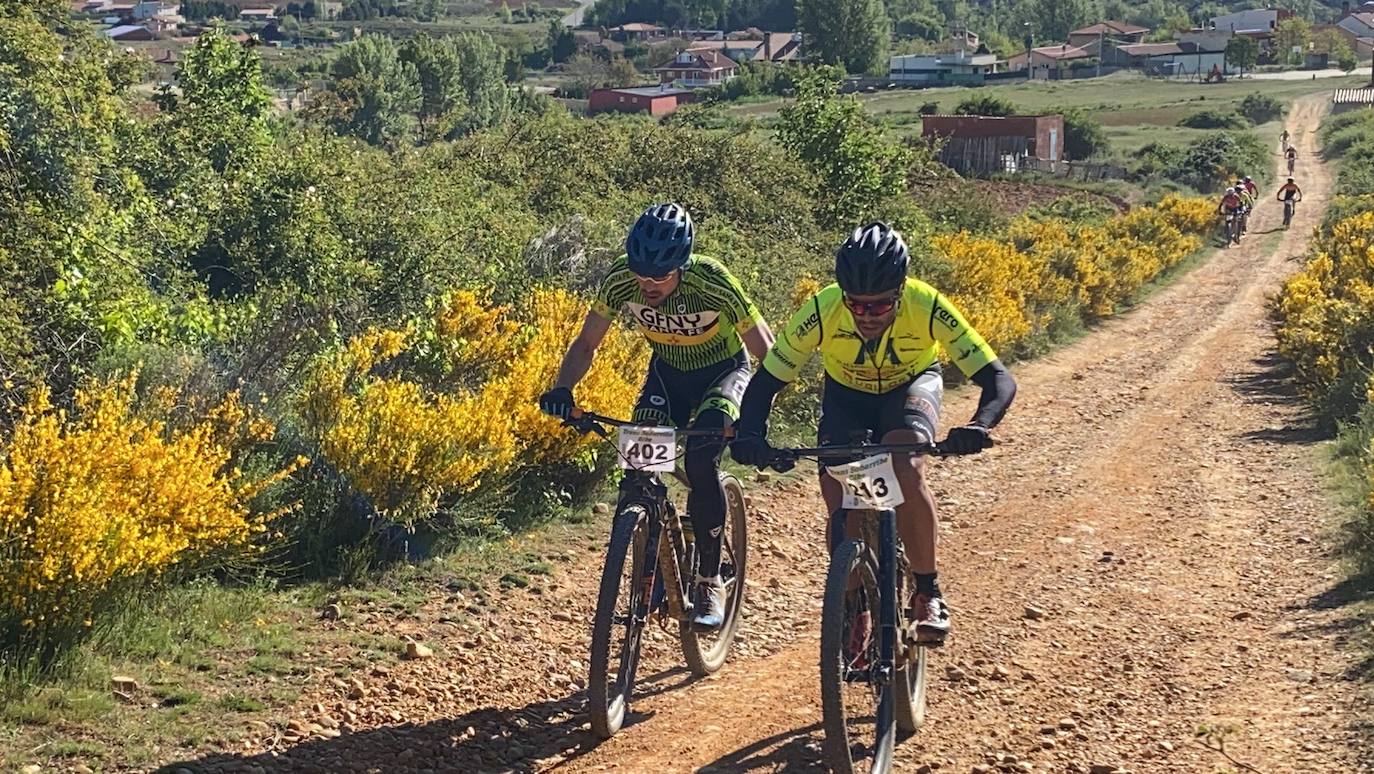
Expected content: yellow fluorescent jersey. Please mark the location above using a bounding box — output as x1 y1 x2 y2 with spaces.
763 279 998 394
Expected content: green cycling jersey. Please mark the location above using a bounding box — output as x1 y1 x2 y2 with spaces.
762 279 999 395
592 254 764 371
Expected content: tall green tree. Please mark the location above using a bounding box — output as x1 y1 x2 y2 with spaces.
776 69 909 225
1225 35 1259 76
318 35 421 146
452 32 511 136
796 0 891 74
400 34 464 140
1023 0 1091 44
546 19 576 63
1275 17 1311 65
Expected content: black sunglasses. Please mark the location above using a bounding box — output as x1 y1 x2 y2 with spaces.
843 293 900 317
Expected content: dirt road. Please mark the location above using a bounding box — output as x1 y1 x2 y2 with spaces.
165 94 1371 774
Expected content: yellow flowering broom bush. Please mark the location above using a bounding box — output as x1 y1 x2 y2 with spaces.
933 196 1211 350
0 375 303 651
301 287 645 526
1274 211 1374 404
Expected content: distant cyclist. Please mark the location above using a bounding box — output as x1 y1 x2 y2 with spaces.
1285 146 1297 174
1280 128 1291 151
1242 175 1257 198
1218 186 1244 244
1234 180 1254 233
1277 177 1303 228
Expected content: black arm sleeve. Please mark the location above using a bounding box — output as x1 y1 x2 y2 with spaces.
969 359 1016 429
735 366 788 437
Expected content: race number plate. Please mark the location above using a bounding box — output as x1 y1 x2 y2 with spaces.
617 426 676 472
825 454 906 509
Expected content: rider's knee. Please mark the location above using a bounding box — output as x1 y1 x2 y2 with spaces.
880 428 930 480
683 410 729 486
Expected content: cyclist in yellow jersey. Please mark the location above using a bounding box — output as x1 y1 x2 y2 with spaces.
731 223 1016 643
539 203 774 630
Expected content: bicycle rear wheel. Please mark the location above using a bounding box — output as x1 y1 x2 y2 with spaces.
681 473 748 675
820 538 891 774
589 505 651 739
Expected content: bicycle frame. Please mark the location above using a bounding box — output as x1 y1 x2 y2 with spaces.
567 409 733 623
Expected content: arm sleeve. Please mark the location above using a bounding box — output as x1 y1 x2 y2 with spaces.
735 367 788 437
929 293 998 379
969 360 1017 429
760 295 824 383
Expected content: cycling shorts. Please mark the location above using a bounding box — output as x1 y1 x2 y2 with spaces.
817 367 944 448
632 350 750 427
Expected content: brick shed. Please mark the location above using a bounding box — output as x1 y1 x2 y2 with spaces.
921 114 1066 176
588 86 697 117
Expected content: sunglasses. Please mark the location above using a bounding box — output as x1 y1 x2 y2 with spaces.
843 293 900 317
634 272 678 286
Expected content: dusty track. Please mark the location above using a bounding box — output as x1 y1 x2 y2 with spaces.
164 94 1371 774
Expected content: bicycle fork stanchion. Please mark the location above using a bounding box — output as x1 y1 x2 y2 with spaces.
875 508 899 745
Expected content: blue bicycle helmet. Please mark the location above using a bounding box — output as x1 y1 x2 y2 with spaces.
626 203 694 277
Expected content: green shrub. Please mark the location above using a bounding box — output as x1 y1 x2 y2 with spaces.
1178 109 1248 129
1238 92 1284 125
1062 108 1109 159
918 100 940 115
1132 132 1267 193
954 94 1017 117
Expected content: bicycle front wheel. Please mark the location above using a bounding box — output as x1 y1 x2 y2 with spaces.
820 538 891 774
589 505 651 739
681 473 748 675
893 569 928 733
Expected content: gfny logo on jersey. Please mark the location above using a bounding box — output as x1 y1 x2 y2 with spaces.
627 303 720 344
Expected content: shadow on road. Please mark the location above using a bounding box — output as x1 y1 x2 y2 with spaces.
152 666 699 773
700 723 826 773
1225 352 1328 445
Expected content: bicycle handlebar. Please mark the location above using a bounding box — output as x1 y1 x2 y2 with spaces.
563 408 736 440
766 440 978 467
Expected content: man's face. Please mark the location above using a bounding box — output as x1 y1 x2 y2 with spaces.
843 290 901 340
635 271 681 307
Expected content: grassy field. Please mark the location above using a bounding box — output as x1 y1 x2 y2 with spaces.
727 72 1368 158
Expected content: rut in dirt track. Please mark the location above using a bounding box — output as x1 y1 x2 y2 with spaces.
158 95 1372 774
547 94 1373 774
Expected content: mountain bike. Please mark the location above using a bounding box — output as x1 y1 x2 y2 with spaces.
760 435 980 774
563 409 747 739
1281 196 1300 229
1221 210 1242 246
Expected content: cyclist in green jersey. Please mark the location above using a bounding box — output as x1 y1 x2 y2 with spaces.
731 223 1017 644
539 203 774 630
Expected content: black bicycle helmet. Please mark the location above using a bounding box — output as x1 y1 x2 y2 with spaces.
626 203 694 277
835 222 909 294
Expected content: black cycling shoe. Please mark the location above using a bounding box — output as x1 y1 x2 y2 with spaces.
691 578 725 631
909 593 951 645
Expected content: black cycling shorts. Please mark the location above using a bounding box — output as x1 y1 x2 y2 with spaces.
633 350 750 427
817 367 943 447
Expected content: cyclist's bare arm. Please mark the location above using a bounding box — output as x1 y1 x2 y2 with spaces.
554 311 612 390
742 319 775 362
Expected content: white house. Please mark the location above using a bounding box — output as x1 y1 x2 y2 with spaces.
889 50 999 84
1209 8 1291 33
132 0 177 19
